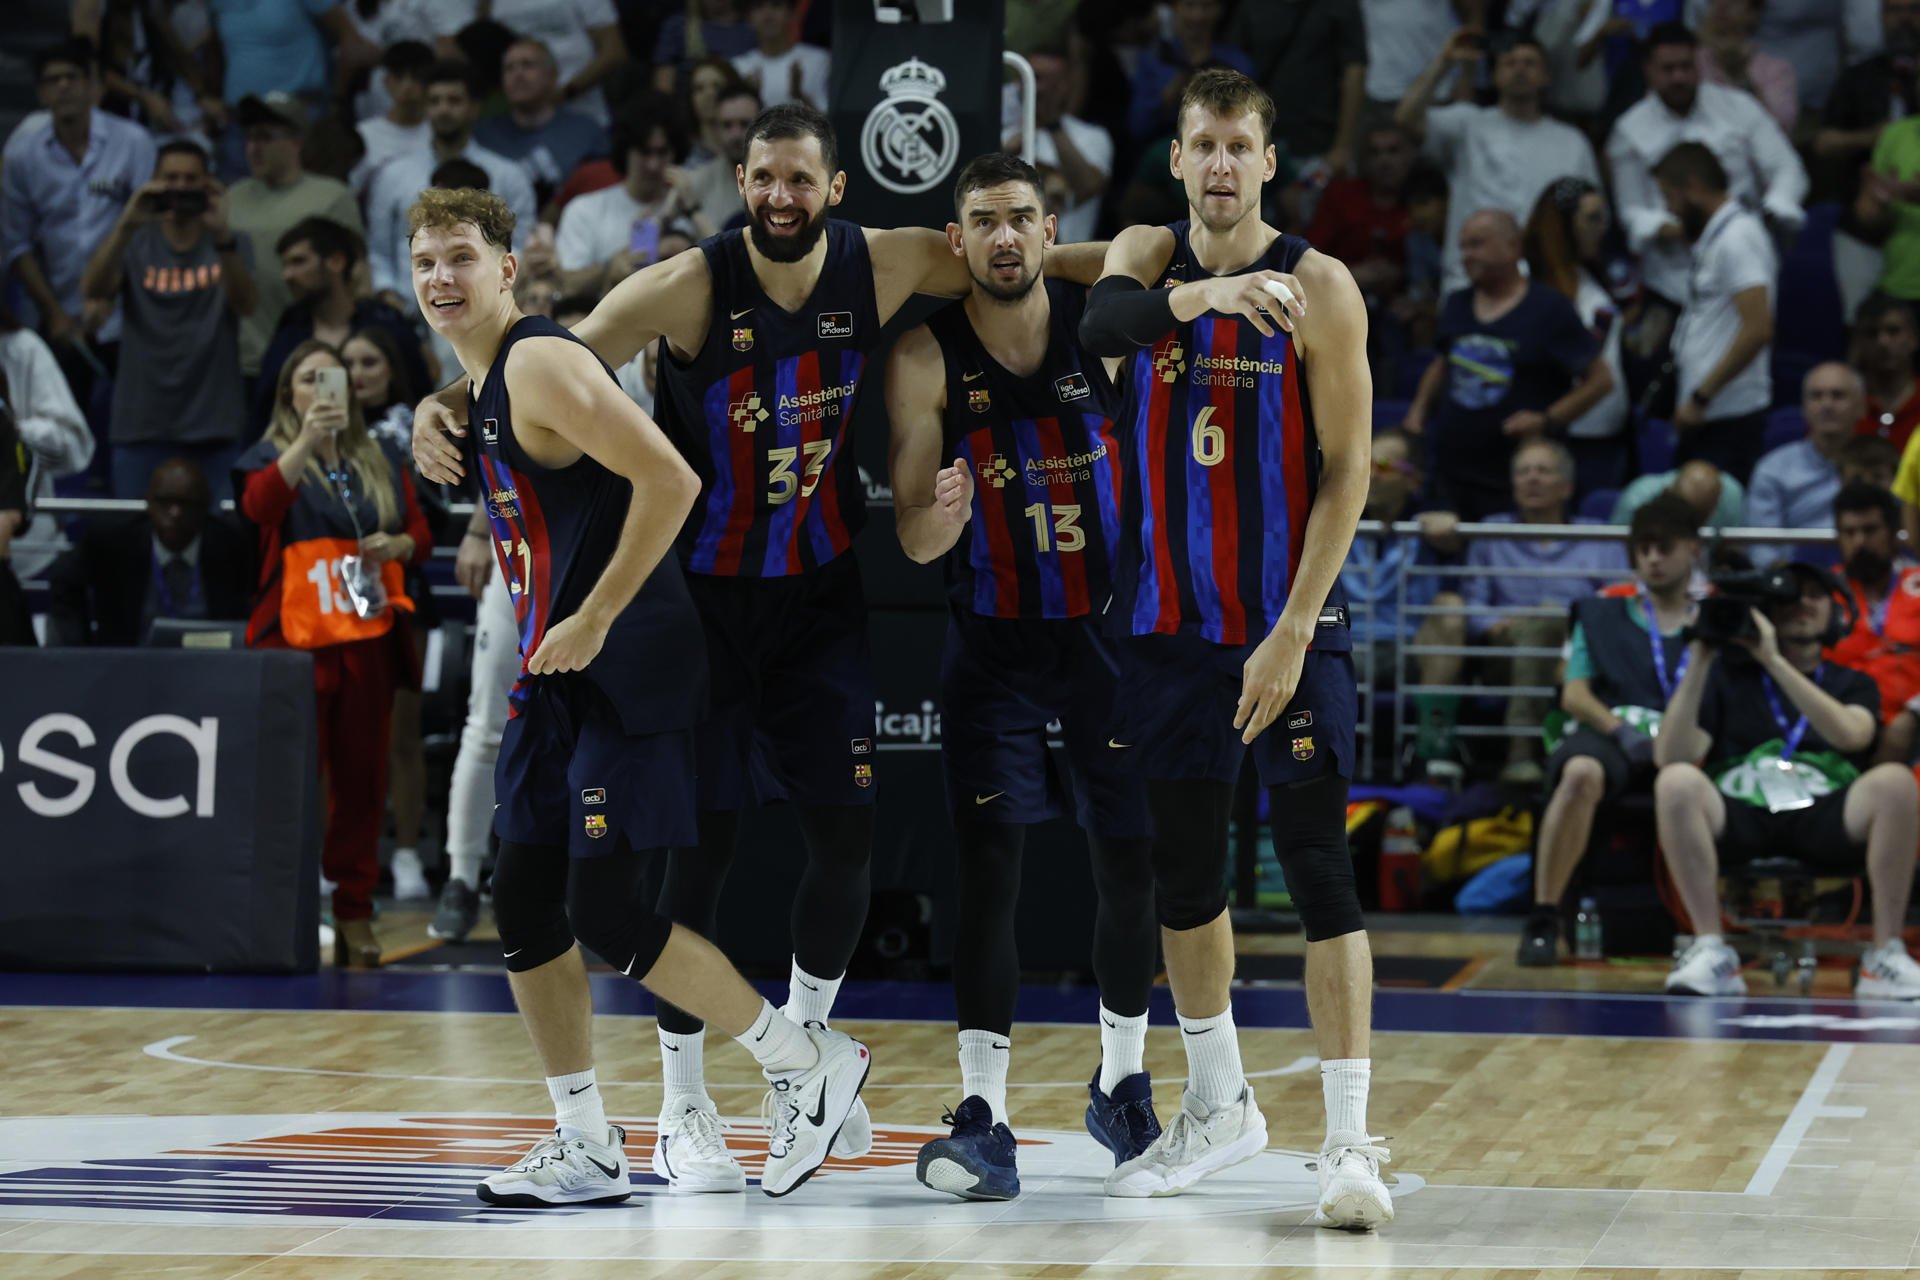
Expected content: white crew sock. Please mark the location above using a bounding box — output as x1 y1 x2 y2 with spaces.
1693 933 1725 947
448 847 482 888
737 999 817 1075
548 1068 607 1141
958 1029 1012 1124
1176 1006 1245 1109
1320 1058 1372 1143
658 1027 709 1118
1098 1004 1148 1095
785 958 843 1027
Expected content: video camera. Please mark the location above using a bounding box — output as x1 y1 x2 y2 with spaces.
1683 562 1853 649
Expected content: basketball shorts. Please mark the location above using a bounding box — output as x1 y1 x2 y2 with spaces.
940 608 1152 838
685 551 878 809
1719 790 1864 871
1108 631 1356 788
493 672 699 857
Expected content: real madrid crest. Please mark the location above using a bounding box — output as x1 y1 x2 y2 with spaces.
861 57 960 196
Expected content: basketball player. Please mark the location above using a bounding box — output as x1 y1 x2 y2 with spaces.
885 153 1160 1201
407 187 871 1204
1077 70 1392 1228
413 104 1107 1191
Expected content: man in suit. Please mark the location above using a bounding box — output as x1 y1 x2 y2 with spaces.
48 458 252 645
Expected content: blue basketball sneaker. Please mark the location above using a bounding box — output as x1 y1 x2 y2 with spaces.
915 1096 1019 1201
1085 1070 1162 1166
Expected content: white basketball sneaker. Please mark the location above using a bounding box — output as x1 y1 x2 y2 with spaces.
651 1098 746 1193
832 1096 874 1158
1104 1086 1268 1198
1312 1132 1394 1230
476 1124 630 1207
1665 936 1747 997
1856 940 1920 1000
759 1026 872 1197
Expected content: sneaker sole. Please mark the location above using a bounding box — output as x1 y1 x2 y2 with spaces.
650 1151 746 1194
831 1102 874 1159
1664 977 1747 997
917 1152 1018 1201
1318 1186 1394 1231
761 1052 872 1199
1854 978 1920 1001
1104 1119 1269 1198
426 922 474 942
475 1182 631 1208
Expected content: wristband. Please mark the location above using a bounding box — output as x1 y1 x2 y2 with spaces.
1689 388 1712 408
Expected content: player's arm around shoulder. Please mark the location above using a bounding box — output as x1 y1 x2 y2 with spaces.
868 225 968 322
1096 222 1176 288
1079 224 1177 378
572 243 714 369
886 322 968 564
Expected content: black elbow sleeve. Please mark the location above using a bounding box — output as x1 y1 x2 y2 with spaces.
1080 276 1177 355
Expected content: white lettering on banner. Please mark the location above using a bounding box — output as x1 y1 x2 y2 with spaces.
4 714 219 819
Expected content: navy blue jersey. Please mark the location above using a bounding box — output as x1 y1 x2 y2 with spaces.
466 315 704 734
1113 223 1347 649
929 279 1124 619
653 221 884 577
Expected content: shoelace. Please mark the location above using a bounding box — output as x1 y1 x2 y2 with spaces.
507 1132 567 1173
676 1105 729 1157
761 1079 800 1158
1147 1106 1206 1165
1312 1138 1392 1175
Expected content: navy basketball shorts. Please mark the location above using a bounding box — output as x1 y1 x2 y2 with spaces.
685 551 879 810
940 609 1153 839
1108 631 1356 788
493 672 699 857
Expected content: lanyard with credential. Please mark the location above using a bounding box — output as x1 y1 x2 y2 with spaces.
1760 664 1819 762
1644 593 1691 699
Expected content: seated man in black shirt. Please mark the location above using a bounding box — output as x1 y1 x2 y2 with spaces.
1654 563 1920 999
1519 495 1700 966
47 457 252 645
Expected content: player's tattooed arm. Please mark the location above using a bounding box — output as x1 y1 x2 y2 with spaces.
573 245 714 368
1235 249 1369 744
885 323 970 564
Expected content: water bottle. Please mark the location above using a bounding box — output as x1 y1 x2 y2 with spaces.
1378 805 1421 912
1574 897 1604 961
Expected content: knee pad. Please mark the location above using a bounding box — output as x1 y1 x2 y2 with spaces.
567 845 675 981
490 840 576 973
1271 775 1366 942
1147 781 1233 931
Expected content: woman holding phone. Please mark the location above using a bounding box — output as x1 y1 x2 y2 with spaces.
236 339 432 967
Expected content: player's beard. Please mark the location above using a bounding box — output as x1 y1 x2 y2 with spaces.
748 203 830 262
970 252 1040 303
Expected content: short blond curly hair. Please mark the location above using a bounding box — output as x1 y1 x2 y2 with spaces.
406 187 516 251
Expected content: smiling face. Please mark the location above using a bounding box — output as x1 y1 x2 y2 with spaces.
1171 105 1275 233
411 222 515 339
951 179 1054 303
739 132 844 263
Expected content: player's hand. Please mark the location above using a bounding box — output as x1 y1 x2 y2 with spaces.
934 456 974 531
202 178 230 236
357 531 411 563
1234 624 1309 745
1186 270 1306 337
526 613 608 675
1672 397 1705 431
456 531 493 598
413 397 467 485
300 397 347 444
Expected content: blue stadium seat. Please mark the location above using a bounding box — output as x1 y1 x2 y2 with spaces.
1578 487 1621 521
1763 406 1807 453
1637 416 1675 475
1770 203 1847 405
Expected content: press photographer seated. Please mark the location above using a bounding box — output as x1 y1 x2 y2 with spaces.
1652 562 1920 1000
1518 495 1700 967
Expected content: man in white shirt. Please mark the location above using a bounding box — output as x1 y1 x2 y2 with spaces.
1362 0 1469 109
1606 21 1806 308
366 60 537 297
1396 32 1602 293
733 0 830 111
1660 141 1777 485
555 115 704 300
351 41 434 202
1000 48 1114 244
675 85 761 234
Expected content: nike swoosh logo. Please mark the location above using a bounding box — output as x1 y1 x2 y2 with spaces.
663 1043 681 1052
991 1042 1009 1051
503 948 523 958
799 979 819 991
1182 1026 1210 1036
1101 1018 1117 1028
731 307 753 319
1107 739 1131 750
623 955 638 976
569 1084 594 1095
808 1092 827 1127
963 370 985 381
586 1155 621 1179
974 792 1005 805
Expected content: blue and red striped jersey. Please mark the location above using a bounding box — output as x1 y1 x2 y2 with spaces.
930 280 1123 620
467 315 705 733
1113 223 1349 649
653 221 882 578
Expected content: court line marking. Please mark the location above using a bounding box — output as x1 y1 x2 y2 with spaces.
141 1035 1320 1090
1745 1042 1853 1197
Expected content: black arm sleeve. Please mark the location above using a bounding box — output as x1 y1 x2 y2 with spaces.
1079 275 1179 355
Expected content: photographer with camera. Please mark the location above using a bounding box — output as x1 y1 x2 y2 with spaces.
82 138 255 501
1653 562 1920 999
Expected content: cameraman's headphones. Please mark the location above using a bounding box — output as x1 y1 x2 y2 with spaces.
1781 561 1858 649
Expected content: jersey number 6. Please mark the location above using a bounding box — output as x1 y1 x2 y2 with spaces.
1192 406 1226 467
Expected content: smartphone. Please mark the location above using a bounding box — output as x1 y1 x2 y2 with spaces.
313 366 350 413
630 217 662 263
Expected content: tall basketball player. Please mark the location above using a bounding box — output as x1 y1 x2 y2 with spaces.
414 105 1106 1191
886 153 1160 1201
407 187 870 1204
1078 70 1394 1228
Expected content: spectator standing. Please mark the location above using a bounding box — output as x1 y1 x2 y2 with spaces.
1658 142 1776 484
556 116 705 300
1127 0 1256 147
0 300 95 584
1606 23 1806 311
1229 0 1366 176
1000 49 1114 244
1308 124 1416 384
653 0 757 96
47 458 252 645
1397 33 1602 294
237 340 431 966
1852 293 1920 449
463 0 628 126
2 41 157 407
681 56 753 169
200 0 379 115
673 86 759 235
1695 0 1800 130
77 0 216 141
366 63 537 297
475 39 612 211
1748 362 1862 562
225 93 365 384
351 41 435 203
84 140 256 502
1360 0 1472 114
1525 177 1632 489
1692 0 1876 113
1407 210 1614 520
1612 458 1748 529
1462 438 1630 785
254 217 431 429
732 0 830 110
1817 0 1920 202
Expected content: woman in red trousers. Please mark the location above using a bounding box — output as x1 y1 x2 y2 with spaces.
238 338 432 967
